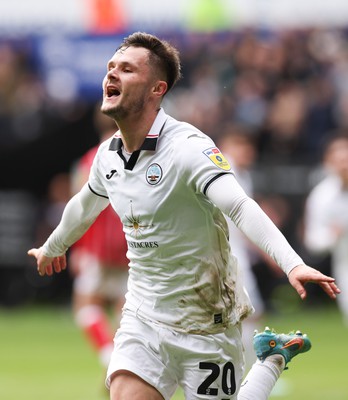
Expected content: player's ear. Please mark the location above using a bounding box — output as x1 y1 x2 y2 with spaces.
153 80 167 97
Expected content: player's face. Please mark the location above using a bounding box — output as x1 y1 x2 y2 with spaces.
101 46 156 120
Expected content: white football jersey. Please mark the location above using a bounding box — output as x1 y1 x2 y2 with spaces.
89 108 253 334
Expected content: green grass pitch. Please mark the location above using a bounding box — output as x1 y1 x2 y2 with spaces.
0 303 347 399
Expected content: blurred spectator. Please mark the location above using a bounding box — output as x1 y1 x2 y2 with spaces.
232 70 268 131
0 42 46 147
0 39 96 197
167 28 344 165
2 27 348 169
303 134 348 326
69 104 129 369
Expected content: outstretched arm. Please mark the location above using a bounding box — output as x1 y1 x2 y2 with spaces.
28 183 109 276
207 174 340 299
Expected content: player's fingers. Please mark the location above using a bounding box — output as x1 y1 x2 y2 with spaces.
309 272 340 296
319 281 340 300
45 264 53 276
37 263 48 276
292 280 307 300
52 257 62 273
332 281 341 294
319 282 336 299
315 273 336 283
60 255 67 271
56 255 67 271
318 278 340 292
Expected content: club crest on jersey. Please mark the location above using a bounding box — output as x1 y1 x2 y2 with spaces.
203 147 231 171
146 163 163 185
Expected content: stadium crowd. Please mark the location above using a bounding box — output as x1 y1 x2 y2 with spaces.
1 26 348 309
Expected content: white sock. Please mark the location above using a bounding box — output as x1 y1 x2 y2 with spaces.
238 355 285 400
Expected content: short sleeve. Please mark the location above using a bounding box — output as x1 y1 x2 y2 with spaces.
174 131 233 194
88 142 109 198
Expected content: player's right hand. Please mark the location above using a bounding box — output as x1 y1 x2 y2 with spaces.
27 247 67 276
288 264 340 300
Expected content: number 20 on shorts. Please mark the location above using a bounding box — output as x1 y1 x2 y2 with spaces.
198 361 236 398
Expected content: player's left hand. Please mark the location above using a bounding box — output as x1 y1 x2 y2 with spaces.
27 247 67 276
288 264 341 300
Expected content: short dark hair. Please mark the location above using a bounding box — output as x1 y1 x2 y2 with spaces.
119 32 182 93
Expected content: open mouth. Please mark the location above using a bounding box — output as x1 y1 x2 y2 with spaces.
106 86 121 98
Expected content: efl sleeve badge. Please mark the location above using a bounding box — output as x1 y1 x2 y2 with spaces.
203 147 231 171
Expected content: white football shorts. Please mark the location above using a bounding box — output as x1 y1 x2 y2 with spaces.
106 309 245 399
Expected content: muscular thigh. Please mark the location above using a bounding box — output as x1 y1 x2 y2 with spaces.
106 312 178 399
110 371 164 400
